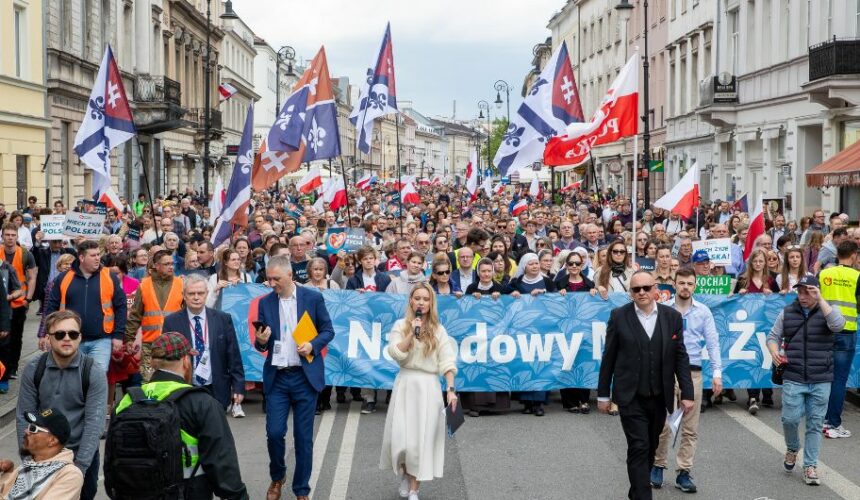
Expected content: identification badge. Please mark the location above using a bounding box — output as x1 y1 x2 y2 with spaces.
194 351 211 381
271 340 289 367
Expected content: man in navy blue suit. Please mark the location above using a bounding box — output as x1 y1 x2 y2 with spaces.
162 273 245 413
253 255 334 500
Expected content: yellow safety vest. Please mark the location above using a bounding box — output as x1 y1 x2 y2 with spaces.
820 265 859 332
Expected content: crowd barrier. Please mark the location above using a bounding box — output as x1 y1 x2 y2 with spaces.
222 286 860 390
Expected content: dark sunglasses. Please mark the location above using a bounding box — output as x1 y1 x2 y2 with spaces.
435 270 451 276
611 249 627 255
631 285 653 294
566 261 582 267
50 330 81 340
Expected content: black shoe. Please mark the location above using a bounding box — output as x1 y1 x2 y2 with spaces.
534 405 545 417
713 394 724 405
336 393 347 404
762 397 775 408
361 401 376 414
725 389 737 402
567 406 580 413
521 404 533 415
580 403 590 414
315 406 323 416
352 394 365 402
700 404 707 413
467 410 480 417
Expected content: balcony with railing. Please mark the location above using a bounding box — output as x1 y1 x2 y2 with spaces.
802 37 860 109
189 108 224 138
133 75 187 134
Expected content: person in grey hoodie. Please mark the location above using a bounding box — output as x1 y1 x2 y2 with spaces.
16 310 107 500
386 252 428 295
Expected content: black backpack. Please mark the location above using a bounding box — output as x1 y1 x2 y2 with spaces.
104 385 205 500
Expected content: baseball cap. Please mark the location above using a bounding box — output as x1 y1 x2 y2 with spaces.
23 214 33 223
692 250 711 263
151 332 198 360
26 408 71 445
794 274 820 289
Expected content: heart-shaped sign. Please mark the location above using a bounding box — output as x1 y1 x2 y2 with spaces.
328 231 347 250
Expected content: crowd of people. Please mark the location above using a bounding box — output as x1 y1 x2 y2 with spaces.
0 178 855 499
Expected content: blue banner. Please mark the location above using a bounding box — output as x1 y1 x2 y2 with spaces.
222 286 860 390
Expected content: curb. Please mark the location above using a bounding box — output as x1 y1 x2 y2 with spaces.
0 350 42 429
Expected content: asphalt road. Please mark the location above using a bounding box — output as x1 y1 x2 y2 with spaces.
1 387 859 500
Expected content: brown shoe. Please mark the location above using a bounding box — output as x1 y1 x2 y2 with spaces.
266 479 284 500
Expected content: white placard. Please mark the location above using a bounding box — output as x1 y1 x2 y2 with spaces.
691 238 732 266
63 212 106 239
40 215 66 240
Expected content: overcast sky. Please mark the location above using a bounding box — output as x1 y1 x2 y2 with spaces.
238 0 561 120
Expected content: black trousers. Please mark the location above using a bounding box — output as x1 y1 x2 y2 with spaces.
619 395 666 500
0 306 27 381
560 388 590 408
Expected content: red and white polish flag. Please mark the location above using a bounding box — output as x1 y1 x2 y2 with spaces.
744 194 766 261
219 82 238 101
654 162 699 219
297 166 323 194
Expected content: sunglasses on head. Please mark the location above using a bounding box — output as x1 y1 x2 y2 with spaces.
631 285 653 293
50 330 81 341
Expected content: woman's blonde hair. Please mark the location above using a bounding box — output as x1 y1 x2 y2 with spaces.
401 282 442 355
56 253 76 271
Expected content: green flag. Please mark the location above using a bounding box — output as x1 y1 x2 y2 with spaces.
649 160 664 172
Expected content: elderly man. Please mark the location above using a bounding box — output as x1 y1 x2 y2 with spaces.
710 223 745 276
1 408 83 499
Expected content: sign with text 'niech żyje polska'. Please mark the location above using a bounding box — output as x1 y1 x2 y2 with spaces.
692 238 732 266
40 215 66 240
696 275 732 295
63 212 106 239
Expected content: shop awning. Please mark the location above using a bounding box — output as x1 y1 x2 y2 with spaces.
806 140 860 187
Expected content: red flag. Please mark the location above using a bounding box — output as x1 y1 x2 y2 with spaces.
252 137 301 191
401 182 420 205
744 195 766 261
323 176 347 211
511 199 528 216
543 55 639 166
654 162 699 219
297 167 323 194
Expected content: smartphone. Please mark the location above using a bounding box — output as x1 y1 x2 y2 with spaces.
252 321 266 332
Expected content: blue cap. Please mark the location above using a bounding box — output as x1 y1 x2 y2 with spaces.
794 274 819 289
692 249 710 263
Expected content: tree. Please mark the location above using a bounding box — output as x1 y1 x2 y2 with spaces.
480 118 509 176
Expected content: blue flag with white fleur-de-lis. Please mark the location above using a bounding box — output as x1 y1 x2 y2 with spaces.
493 41 584 177
350 23 399 155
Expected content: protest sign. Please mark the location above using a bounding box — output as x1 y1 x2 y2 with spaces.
696 275 732 295
223 287 860 390
635 257 655 272
40 215 66 240
692 238 732 266
325 228 367 254
656 284 675 303
80 200 108 215
126 223 141 241
63 211 106 239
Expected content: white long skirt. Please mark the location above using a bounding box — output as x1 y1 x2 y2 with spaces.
379 368 446 481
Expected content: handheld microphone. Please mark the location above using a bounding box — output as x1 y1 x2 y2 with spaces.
414 310 422 338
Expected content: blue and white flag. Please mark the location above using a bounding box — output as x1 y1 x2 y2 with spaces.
350 23 399 154
493 41 584 176
73 45 136 200
212 103 253 247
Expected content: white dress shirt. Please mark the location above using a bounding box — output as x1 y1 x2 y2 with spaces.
634 303 659 339
278 293 302 367
187 308 210 385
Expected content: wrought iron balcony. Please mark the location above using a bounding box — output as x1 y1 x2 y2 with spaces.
189 108 223 138
809 37 860 81
133 75 186 134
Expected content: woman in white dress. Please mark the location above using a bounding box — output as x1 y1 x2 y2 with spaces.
380 283 458 500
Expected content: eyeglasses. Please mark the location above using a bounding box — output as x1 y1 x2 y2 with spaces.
435 270 451 276
566 261 582 267
26 423 50 434
631 285 653 293
50 330 81 341
537 243 546 247
611 249 627 255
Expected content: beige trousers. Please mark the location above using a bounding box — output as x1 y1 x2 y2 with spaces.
140 342 154 382
654 370 703 472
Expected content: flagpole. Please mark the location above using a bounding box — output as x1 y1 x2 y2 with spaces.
338 157 353 227
588 151 600 193
132 136 160 242
631 48 640 259
395 114 404 235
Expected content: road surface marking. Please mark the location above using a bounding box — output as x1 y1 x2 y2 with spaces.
327 405 361 500
308 407 335 499
721 405 860 499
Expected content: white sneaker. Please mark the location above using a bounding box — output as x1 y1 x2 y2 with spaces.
408 490 420 500
231 403 246 418
824 424 851 438
398 475 410 498
835 425 852 438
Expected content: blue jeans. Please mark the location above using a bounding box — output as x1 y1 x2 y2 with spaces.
78 337 112 373
781 381 830 467
266 369 318 496
825 332 856 428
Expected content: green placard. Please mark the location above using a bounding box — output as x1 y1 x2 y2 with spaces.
649 160 664 172
696 275 732 295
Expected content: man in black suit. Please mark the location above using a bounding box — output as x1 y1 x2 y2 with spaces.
162 273 245 415
598 270 694 500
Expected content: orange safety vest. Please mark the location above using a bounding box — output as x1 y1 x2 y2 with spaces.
10 247 28 309
139 276 184 343
59 268 116 334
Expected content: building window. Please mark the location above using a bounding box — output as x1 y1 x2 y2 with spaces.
826 0 834 40
857 0 860 37
746 0 756 71
16 156 28 209
779 0 790 61
805 0 811 47
761 0 771 67
777 131 787 161
728 9 739 75
101 0 110 49
14 6 25 78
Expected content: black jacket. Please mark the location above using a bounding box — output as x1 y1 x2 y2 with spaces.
45 261 127 341
147 370 249 500
162 307 245 409
598 302 694 413
0 276 10 332
780 301 837 384
32 246 76 303
553 273 596 292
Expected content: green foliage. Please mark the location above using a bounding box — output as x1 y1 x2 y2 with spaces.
480 118 509 176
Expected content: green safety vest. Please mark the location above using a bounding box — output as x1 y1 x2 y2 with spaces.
115 380 202 478
820 265 860 332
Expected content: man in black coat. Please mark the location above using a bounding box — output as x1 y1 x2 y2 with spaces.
32 239 76 305
598 270 694 500
161 273 245 412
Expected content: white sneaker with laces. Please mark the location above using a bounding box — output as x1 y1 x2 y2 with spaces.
408 490 420 500
824 424 848 439
835 425 851 438
232 403 246 418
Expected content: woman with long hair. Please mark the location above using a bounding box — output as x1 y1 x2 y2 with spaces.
233 237 257 281
765 249 781 275
593 241 634 298
330 251 358 289
128 247 150 280
206 248 252 308
653 245 675 286
306 257 340 291
387 252 429 295
428 254 462 297
555 251 596 414
803 231 825 271
490 235 516 268
778 246 806 292
634 232 649 258
380 283 458 500
486 251 512 285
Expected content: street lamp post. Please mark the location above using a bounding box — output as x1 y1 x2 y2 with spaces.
494 80 511 124
478 100 490 182
275 45 296 115
616 0 651 207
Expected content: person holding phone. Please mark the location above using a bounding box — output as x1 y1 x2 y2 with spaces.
380 283 458 500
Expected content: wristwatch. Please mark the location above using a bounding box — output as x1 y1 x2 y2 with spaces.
446 387 456 393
